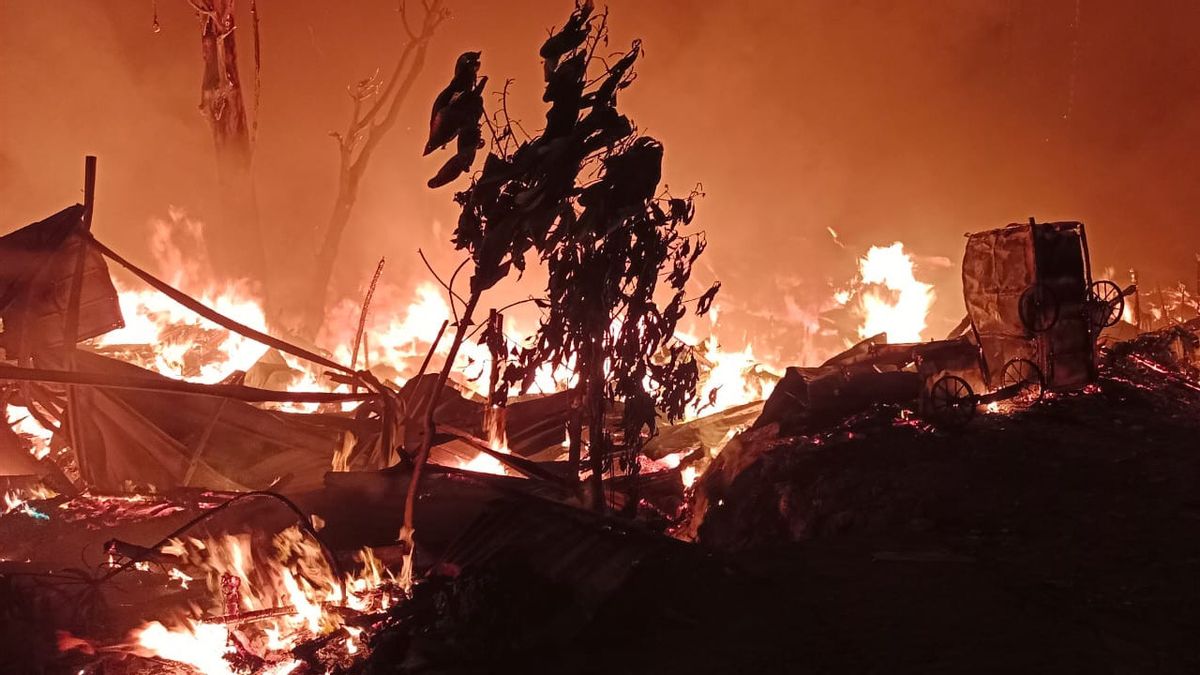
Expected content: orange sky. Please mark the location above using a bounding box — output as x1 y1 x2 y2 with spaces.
2 1 1198 361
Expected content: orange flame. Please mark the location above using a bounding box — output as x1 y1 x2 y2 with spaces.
134 525 395 672
853 242 935 343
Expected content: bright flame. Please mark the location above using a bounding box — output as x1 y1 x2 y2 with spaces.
459 405 511 475
131 525 397 673
2 484 55 519
94 211 270 385
5 405 54 460
64 211 794 478
134 620 235 675
676 309 780 421
855 242 935 343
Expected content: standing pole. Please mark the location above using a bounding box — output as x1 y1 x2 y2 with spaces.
1194 254 1199 316
83 156 96 225
1157 286 1168 327
484 309 507 450
64 156 96 485
350 257 386 374
64 156 97 346
1128 269 1142 330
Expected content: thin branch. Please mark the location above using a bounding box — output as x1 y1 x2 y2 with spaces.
417 249 469 319
583 8 609 67
463 297 544 342
494 296 544 315
351 257 386 372
353 40 418 135
445 256 471 310
349 10 441 177
495 79 532 145
398 1 417 40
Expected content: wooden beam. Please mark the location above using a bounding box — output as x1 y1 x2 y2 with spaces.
64 156 96 483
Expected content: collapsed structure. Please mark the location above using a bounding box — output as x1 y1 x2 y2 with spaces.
0 192 593 499
2 139 761 667
1 162 1196 675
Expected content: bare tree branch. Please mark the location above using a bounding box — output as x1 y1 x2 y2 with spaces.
417 249 469 322
298 0 448 336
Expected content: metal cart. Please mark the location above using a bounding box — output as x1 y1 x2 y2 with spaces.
917 219 1125 426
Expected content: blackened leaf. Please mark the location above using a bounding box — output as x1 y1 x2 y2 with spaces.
696 281 721 315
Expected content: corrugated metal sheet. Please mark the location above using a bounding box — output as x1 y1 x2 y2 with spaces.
440 497 690 609
0 205 123 358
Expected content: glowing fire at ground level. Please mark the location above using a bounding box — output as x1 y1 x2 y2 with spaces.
4 211 1190 674
1 223 940 672
0 155 957 675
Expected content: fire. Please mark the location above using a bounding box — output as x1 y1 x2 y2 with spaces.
677 320 778 421
134 621 238 675
82 213 786 434
5 404 54 460
2 484 56 519
72 214 791 485
59 216 937 494
458 448 509 475
131 524 397 673
91 211 270 383
97 280 270 382
853 242 935 343
459 405 511 475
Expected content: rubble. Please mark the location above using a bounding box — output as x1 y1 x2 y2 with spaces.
5 195 1200 673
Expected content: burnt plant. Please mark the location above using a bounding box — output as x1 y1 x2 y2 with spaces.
406 0 716 556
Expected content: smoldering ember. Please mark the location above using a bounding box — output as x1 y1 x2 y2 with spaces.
2 2 1200 674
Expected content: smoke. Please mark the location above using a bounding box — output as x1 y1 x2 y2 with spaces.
2 0 1198 359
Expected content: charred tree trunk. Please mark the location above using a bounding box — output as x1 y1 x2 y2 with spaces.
583 333 608 513
304 171 360 337
195 0 267 284
566 385 584 475
296 1 446 339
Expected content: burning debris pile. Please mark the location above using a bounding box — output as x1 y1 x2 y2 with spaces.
5 184 1194 672
679 222 1200 558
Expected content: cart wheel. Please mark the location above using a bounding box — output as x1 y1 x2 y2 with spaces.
1000 358 1045 408
928 375 976 428
1087 280 1124 329
1018 283 1059 333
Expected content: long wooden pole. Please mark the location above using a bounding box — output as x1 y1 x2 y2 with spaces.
64 156 96 484
350 257 386 373
1194 254 1199 309
64 156 96 346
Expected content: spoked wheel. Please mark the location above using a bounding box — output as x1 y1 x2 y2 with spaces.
1088 279 1125 330
1000 358 1045 408
927 375 977 428
1019 283 1059 333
